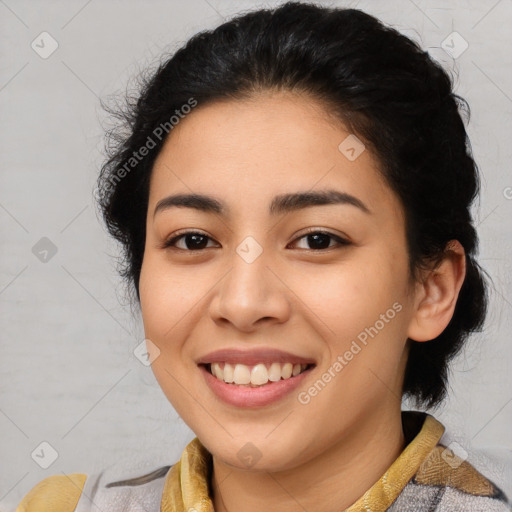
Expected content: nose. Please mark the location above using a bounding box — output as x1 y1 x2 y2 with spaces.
209 245 291 332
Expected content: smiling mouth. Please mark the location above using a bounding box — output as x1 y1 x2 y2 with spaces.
201 362 315 387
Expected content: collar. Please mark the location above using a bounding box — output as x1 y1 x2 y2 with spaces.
161 410 445 512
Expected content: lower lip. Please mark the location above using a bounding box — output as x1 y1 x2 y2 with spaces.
199 364 314 408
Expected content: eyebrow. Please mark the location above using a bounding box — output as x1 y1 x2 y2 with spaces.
153 189 371 219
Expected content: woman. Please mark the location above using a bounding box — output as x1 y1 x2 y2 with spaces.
17 2 511 511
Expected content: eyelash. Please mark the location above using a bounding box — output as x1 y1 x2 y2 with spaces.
162 228 351 252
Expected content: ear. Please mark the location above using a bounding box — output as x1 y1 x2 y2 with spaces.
407 240 466 342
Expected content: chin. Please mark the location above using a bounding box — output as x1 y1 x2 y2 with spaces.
205 431 311 473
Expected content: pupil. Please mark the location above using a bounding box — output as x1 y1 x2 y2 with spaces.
309 233 330 249
187 234 208 250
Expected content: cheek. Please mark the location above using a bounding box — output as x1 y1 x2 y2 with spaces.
139 269 187 373
295 251 408 335
295 257 410 418
139 258 199 408
139 254 202 338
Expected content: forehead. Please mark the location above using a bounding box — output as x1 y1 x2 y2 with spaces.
149 91 400 220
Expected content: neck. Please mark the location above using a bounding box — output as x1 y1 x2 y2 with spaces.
211 405 406 512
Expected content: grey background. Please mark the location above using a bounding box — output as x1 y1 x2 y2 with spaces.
1 0 511 509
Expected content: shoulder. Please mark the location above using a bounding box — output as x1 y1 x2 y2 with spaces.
16 473 87 512
16 463 174 512
76 463 172 511
408 444 511 511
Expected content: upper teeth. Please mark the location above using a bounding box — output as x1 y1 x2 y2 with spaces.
210 362 308 386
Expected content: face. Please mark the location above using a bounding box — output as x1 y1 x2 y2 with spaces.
139 90 418 472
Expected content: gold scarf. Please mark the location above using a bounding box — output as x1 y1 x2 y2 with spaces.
161 412 445 512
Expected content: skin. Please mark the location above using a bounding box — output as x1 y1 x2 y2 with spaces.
138 90 466 512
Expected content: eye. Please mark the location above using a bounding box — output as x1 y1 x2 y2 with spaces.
162 231 218 251
162 229 350 252
288 230 351 251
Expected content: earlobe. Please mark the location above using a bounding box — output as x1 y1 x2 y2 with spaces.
407 240 466 342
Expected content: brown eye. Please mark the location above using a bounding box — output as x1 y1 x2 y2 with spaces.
289 231 351 251
163 231 217 251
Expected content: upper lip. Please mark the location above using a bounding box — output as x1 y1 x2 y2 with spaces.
196 348 316 367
